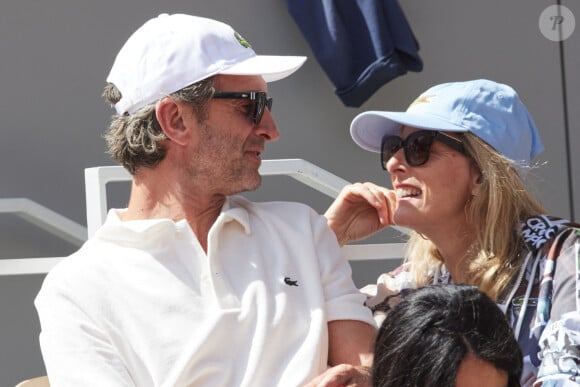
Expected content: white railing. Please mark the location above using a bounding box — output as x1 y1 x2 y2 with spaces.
0 198 86 245
0 258 63 276
0 198 84 276
1 159 407 276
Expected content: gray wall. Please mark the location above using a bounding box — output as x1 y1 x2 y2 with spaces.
1 0 578 384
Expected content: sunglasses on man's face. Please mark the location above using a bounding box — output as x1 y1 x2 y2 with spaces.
212 91 273 124
381 130 466 169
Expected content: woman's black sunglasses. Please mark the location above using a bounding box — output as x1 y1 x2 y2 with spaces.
212 91 273 124
381 130 466 169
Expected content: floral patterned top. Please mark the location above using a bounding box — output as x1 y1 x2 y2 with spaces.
361 215 580 386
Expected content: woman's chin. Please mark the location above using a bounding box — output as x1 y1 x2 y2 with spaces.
392 210 418 230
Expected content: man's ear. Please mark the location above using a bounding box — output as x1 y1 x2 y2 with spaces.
155 97 191 146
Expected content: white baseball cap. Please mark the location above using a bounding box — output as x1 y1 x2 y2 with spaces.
107 13 307 115
350 79 544 166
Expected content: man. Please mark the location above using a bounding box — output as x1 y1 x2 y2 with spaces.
35 13 376 386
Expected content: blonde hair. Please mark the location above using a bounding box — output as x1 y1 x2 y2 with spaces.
406 132 545 300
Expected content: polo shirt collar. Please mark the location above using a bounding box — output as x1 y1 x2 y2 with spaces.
217 196 251 234
95 195 252 243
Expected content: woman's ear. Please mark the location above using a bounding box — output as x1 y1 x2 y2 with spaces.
472 181 481 197
470 163 483 197
155 97 191 146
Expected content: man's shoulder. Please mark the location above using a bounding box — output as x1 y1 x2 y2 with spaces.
35 241 109 307
41 238 119 287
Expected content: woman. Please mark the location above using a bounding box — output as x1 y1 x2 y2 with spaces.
373 284 522 387
325 79 580 386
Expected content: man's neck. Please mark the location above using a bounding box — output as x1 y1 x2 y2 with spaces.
121 170 226 253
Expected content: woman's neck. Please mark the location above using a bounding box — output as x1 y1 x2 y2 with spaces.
427 225 477 284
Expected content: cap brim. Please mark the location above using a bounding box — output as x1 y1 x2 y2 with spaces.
350 111 468 153
219 55 307 82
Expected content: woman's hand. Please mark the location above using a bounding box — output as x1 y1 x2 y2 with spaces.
325 182 396 246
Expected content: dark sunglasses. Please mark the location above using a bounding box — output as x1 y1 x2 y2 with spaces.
381 130 466 169
212 91 273 124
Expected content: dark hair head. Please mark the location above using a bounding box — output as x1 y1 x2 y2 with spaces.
102 78 215 175
372 284 522 387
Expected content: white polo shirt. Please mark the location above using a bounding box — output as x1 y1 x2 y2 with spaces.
36 196 375 387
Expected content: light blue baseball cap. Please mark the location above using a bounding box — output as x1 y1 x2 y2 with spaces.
350 79 544 166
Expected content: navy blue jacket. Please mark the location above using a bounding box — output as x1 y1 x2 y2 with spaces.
287 0 423 107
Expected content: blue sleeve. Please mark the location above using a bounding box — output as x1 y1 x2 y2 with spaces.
287 0 423 107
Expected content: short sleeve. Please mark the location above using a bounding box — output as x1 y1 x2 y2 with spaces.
311 213 376 328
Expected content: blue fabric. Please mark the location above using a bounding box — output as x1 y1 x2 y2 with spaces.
287 0 423 107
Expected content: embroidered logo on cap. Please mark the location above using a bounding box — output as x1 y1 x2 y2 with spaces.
408 94 435 109
234 31 251 48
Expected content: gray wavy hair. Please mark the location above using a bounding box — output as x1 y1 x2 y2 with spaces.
102 78 215 175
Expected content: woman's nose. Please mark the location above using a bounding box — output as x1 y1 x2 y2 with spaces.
385 147 407 173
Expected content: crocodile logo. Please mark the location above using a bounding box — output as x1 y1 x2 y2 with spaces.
284 277 299 287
